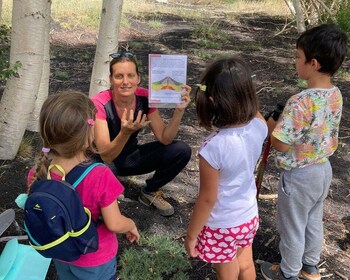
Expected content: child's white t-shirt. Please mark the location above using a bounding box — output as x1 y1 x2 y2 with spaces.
199 117 267 228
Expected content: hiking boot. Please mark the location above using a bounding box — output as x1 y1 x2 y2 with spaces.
138 189 174 217
299 264 321 280
261 262 299 280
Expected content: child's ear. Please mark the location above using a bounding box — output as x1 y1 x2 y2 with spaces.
311 58 321 70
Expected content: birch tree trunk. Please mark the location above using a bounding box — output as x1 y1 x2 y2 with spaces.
0 0 46 160
89 0 124 97
293 0 306 33
27 0 51 132
0 0 3 23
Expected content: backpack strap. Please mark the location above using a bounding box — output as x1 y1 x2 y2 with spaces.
47 164 66 180
65 162 105 188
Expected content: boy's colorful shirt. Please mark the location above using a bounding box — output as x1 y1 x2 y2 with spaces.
273 87 342 170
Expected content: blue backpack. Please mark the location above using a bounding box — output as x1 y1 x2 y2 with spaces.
24 162 104 261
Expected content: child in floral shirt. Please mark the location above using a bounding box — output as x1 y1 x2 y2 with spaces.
261 24 347 280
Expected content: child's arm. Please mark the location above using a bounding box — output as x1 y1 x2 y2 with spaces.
271 134 290 152
185 156 218 257
267 117 290 152
101 201 140 243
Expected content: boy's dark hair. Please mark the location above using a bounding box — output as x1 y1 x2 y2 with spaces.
196 56 258 130
296 24 348 76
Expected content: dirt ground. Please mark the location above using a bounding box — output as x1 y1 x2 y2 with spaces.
0 3 349 280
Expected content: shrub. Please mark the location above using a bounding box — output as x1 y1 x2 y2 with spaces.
0 25 22 84
118 234 191 280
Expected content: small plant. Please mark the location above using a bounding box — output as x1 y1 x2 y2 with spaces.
0 25 22 83
127 41 144 50
54 70 69 81
296 78 307 89
17 135 33 159
192 21 229 49
198 38 222 49
118 233 191 280
192 50 215 60
147 20 163 29
335 1 350 36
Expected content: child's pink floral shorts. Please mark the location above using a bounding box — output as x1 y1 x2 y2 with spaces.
196 215 259 263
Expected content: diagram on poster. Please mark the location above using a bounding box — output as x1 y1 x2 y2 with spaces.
149 54 187 108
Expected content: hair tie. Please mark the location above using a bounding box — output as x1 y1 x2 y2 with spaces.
196 84 207 91
42 147 50 153
87 119 95 126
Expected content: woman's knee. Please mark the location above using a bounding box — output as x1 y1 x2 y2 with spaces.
172 141 192 161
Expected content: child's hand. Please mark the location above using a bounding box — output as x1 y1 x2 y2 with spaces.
184 236 199 258
126 226 140 243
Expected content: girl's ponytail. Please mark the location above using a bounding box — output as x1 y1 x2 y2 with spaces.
27 150 51 193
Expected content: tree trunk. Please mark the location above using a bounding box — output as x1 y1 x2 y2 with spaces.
293 0 306 33
0 0 46 160
89 0 124 97
283 0 296 15
27 0 51 132
0 0 3 23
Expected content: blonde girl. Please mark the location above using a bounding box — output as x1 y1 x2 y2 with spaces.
27 91 139 280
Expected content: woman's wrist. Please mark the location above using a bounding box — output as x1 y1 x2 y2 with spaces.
174 107 185 115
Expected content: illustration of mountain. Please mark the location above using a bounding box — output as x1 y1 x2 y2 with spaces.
152 76 183 91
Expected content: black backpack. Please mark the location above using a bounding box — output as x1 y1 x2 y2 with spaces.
24 162 104 261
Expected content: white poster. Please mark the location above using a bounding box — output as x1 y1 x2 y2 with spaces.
149 54 187 108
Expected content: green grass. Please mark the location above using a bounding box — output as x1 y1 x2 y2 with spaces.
1 0 291 28
147 20 163 29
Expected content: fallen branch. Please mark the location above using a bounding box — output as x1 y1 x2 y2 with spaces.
264 235 276 247
256 87 274 95
321 273 333 278
274 19 296 37
258 194 278 200
335 271 348 280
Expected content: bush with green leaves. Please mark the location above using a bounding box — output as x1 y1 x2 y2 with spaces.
118 234 191 280
335 0 350 36
0 25 21 84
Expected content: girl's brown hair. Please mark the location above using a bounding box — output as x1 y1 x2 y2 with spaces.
29 91 97 190
196 56 258 130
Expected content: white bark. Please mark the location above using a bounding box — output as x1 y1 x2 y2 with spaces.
0 0 2 23
283 0 296 15
293 0 306 33
27 0 51 132
89 0 124 97
0 0 46 160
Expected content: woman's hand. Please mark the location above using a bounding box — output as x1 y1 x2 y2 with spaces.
176 85 191 111
184 235 199 258
126 225 140 243
120 109 151 136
